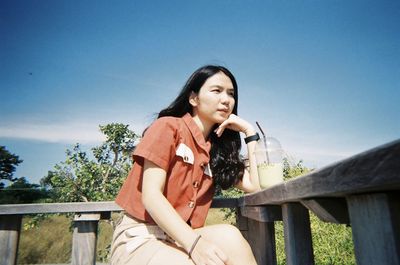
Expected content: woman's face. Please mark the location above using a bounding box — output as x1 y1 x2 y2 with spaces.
190 71 236 126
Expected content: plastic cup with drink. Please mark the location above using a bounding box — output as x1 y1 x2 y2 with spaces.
255 122 284 189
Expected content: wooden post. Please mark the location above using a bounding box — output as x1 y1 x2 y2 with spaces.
247 219 277 265
347 193 400 265
236 207 249 240
71 213 100 265
239 206 281 265
0 215 22 265
282 203 314 265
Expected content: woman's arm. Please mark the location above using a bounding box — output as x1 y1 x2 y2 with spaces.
215 114 261 193
142 159 228 264
235 139 261 193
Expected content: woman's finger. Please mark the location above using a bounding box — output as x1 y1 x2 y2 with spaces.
214 247 228 264
215 121 229 137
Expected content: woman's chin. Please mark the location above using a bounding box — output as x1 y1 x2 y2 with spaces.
214 115 229 124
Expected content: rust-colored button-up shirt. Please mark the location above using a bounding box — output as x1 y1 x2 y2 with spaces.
115 113 215 228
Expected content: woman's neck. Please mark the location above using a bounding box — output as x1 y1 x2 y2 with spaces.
191 115 214 139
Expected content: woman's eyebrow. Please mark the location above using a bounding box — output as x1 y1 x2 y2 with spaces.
210 85 234 91
226 88 235 94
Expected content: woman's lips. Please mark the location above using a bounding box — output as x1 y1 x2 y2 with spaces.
217 108 229 113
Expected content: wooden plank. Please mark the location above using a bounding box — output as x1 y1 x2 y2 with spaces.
0 215 22 265
211 197 238 208
71 214 99 265
247 219 277 265
0 201 122 215
0 198 237 215
282 203 314 265
301 198 349 224
241 139 400 206
236 207 249 240
238 206 280 264
347 193 400 265
240 206 282 222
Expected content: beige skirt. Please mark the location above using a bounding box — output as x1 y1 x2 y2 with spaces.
110 214 179 265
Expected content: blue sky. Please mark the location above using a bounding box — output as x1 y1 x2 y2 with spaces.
1 0 399 184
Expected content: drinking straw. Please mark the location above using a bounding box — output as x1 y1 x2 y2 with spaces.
256 121 270 164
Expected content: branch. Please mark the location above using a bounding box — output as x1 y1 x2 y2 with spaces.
101 148 119 193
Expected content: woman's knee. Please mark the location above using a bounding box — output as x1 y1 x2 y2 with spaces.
218 224 245 241
200 224 248 249
196 224 256 265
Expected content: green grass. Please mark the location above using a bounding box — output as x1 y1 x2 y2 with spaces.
274 213 355 265
18 210 355 264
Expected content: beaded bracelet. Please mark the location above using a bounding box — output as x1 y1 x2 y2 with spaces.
188 235 202 258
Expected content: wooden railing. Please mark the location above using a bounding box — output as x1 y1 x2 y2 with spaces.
239 139 400 265
0 198 239 265
1 139 399 265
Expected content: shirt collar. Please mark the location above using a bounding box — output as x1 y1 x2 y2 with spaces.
182 113 212 154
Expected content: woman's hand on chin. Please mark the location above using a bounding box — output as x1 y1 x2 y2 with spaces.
214 114 256 137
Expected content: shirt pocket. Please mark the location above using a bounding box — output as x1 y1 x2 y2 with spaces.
175 143 194 165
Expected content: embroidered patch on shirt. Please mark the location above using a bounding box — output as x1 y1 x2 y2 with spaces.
175 143 194 164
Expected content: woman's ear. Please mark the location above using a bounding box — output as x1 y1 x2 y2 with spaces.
189 91 198 107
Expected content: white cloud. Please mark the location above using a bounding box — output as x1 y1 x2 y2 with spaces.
0 122 106 144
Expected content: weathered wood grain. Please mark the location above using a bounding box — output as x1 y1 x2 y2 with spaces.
236 207 249 240
0 198 237 215
239 206 280 264
71 214 100 265
0 215 22 265
347 193 400 265
240 206 282 222
247 219 277 265
0 201 121 215
282 203 314 265
301 198 349 224
242 139 400 206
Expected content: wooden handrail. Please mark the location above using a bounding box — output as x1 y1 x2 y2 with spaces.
0 198 239 265
0 198 238 215
238 139 400 265
241 139 400 206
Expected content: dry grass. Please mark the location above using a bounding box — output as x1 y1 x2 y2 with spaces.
18 209 230 264
18 215 72 264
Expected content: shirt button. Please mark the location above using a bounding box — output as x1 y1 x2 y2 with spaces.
184 156 189 162
193 181 199 188
188 201 195 208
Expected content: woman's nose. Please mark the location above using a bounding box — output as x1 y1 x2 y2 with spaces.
220 92 230 104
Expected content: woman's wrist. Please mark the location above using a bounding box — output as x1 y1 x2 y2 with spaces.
243 125 256 137
244 133 260 144
188 235 202 258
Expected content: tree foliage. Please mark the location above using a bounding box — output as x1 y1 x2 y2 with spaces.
0 145 23 188
41 123 139 202
0 177 49 204
283 157 311 180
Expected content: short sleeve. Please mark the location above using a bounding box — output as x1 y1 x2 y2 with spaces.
133 117 178 171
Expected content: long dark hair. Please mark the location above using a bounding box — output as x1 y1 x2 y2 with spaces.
158 65 245 189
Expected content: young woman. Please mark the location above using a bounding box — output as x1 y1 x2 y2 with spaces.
111 65 261 265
